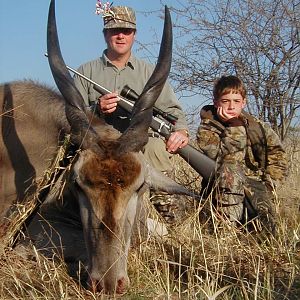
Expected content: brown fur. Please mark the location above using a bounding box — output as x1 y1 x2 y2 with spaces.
77 148 141 231
0 81 69 208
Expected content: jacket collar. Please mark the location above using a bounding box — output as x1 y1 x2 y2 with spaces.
101 50 135 70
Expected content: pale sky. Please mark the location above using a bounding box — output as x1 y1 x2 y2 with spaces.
0 0 175 84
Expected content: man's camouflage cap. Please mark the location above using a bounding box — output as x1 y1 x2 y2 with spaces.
103 6 136 29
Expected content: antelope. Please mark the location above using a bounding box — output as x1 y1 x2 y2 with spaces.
0 0 195 294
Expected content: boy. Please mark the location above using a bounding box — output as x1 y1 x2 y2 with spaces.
196 75 287 232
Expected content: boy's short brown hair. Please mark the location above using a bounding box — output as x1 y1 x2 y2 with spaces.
213 75 247 100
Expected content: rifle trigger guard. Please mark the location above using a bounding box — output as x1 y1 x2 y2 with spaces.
158 121 166 133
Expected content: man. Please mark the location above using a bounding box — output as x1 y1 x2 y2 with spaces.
73 4 190 223
196 75 287 233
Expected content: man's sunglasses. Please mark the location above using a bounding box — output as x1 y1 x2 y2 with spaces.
108 28 136 36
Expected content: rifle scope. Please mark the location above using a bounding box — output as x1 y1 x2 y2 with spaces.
120 85 178 125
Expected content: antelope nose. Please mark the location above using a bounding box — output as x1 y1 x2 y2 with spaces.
88 276 129 295
116 276 127 294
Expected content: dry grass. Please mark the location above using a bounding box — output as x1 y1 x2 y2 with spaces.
0 135 71 248
0 144 299 299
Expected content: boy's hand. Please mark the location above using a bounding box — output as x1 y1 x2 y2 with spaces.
217 106 236 122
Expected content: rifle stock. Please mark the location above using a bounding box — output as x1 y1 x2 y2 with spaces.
148 118 215 180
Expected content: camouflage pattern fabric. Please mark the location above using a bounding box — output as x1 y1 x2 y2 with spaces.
103 6 136 29
150 191 187 224
196 105 287 231
196 105 287 182
214 162 246 223
150 171 193 224
244 177 277 233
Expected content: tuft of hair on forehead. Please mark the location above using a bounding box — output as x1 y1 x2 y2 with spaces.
80 151 141 192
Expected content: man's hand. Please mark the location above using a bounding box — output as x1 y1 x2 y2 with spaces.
166 129 189 153
98 92 119 114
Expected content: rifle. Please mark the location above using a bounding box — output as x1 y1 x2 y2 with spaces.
56 61 216 181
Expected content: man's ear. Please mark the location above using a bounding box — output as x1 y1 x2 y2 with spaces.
213 99 218 108
103 31 108 43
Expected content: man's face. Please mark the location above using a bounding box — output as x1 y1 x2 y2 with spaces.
104 28 136 56
214 91 246 119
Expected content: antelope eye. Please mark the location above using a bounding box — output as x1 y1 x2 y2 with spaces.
82 176 95 187
116 178 125 186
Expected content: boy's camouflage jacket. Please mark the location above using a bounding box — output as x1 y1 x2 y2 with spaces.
196 105 287 183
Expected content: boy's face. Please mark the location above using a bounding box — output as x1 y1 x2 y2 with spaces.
214 91 246 121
